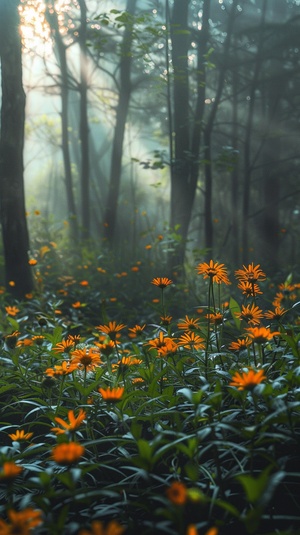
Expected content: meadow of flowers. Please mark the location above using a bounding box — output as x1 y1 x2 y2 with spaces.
0 240 300 535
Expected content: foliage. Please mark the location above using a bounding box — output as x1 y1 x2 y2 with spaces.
0 244 300 534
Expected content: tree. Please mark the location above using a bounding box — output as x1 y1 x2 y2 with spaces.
0 0 33 297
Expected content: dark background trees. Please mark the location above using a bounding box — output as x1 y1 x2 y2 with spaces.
1 0 300 289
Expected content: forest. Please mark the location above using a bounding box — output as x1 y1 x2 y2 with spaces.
0 1 300 535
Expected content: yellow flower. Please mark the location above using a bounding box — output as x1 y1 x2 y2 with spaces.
151 277 173 288
196 260 230 285
0 508 43 534
98 386 124 402
166 481 188 505
230 369 266 390
8 429 33 442
45 361 78 377
51 409 86 435
51 442 85 465
0 461 23 480
78 520 125 535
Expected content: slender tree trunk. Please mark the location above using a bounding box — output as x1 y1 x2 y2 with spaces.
78 0 90 240
45 3 78 242
0 0 33 297
231 50 239 266
103 0 137 244
242 0 267 265
203 0 238 257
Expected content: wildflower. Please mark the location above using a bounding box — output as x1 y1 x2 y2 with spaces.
96 321 126 342
0 508 43 534
8 429 33 442
0 461 23 480
71 347 102 371
147 331 178 356
161 314 172 325
53 339 75 353
78 520 125 535
80 280 89 286
186 526 198 535
98 386 124 402
94 339 115 356
238 280 263 296
246 326 280 344
196 260 230 285
32 335 45 346
230 369 266 390
177 315 201 331
28 258 37 266
17 338 34 347
97 267 106 273
206 312 224 325
166 481 188 505
178 332 205 351
128 324 146 338
51 442 85 465
51 409 86 435
5 306 20 316
228 337 252 351
9 281 15 287
235 263 266 283
131 266 139 272
72 301 84 308
45 361 78 377
4 331 20 349
151 277 173 289
264 306 287 321
132 377 144 384
145 244 152 250
236 303 264 325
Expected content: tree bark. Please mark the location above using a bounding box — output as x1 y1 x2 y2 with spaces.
0 0 33 297
103 0 137 245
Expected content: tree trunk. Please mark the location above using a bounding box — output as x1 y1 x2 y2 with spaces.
78 0 90 240
45 3 78 242
103 0 137 245
0 0 33 297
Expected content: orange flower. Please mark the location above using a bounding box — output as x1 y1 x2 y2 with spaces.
94 339 115 356
206 312 224 325
166 481 188 505
17 338 33 347
51 409 86 435
160 314 173 325
228 337 252 351
264 306 287 321
71 347 101 370
32 335 45 346
230 369 266 391
8 429 33 442
0 508 43 534
236 303 264 325
186 526 198 535
147 331 178 356
51 441 85 465
178 332 205 351
4 331 20 349
0 461 23 480
5 306 20 316
28 258 37 266
151 277 173 289
45 361 78 377
246 326 280 344
128 324 146 338
72 301 84 308
96 321 126 342
235 263 266 283
80 280 89 286
98 386 124 402
196 260 230 285
78 520 125 535
238 280 263 296
177 315 201 331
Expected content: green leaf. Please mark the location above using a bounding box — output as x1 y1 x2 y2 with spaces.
229 296 241 329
